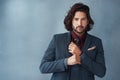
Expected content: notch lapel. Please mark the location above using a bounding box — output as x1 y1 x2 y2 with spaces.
82 34 92 53
65 32 72 58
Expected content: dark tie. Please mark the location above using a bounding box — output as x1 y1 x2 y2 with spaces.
75 38 81 47
69 38 82 80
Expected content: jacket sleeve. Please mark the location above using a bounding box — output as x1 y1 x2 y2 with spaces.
81 39 106 78
39 35 68 73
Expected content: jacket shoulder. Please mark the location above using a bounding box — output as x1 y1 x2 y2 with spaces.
87 34 102 41
53 32 70 39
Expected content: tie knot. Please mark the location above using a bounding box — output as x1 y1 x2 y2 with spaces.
74 38 81 46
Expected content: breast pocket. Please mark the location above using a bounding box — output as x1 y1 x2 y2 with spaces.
86 49 97 60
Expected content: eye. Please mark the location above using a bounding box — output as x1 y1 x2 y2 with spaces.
82 17 87 21
74 18 79 21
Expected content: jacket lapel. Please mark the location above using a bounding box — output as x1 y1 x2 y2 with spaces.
65 32 72 58
82 34 92 53
64 32 92 57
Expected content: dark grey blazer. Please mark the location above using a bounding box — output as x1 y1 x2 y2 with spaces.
40 32 106 80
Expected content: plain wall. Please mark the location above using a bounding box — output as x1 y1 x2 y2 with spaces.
0 0 120 80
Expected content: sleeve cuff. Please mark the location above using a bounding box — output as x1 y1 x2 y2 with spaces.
64 58 68 69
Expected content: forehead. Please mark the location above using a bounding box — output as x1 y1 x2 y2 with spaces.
74 11 87 18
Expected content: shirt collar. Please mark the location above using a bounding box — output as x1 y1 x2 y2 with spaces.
71 31 86 42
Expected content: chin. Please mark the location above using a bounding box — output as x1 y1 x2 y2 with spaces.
77 30 84 33
77 30 86 34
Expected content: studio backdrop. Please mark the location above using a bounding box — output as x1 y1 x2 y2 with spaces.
0 0 120 80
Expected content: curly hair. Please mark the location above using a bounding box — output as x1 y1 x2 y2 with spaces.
64 2 94 31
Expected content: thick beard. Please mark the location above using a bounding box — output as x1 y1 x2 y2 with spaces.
73 26 86 35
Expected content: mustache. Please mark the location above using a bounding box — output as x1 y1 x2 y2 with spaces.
76 25 84 28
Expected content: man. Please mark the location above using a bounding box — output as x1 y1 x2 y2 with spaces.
40 2 106 80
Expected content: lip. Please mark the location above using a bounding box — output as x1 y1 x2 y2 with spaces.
76 26 83 29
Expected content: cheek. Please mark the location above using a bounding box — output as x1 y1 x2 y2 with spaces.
72 21 77 26
83 21 88 26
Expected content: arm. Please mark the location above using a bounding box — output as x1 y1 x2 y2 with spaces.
39 35 68 73
81 39 106 77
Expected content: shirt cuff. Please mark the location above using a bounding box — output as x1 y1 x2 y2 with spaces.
64 58 68 69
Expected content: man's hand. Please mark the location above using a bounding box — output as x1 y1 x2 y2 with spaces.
67 54 81 65
68 42 82 55
67 42 83 65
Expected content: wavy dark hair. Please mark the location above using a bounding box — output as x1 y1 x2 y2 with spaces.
64 2 94 31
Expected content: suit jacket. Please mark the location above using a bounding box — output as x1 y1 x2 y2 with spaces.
40 32 106 80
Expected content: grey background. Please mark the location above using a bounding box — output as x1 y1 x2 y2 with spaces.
0 0 120 80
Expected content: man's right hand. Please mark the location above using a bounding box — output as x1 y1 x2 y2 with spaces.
67 54 81 65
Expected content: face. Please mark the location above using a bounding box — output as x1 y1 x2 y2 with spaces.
72 11 88 35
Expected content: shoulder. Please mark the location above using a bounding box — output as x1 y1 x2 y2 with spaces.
50 32 70 44
87 33 102 42
53 32 70 39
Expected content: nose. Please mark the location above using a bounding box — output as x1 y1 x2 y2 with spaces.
78 19 82 26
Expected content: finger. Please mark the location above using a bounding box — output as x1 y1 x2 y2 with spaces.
78 62 80 64
70 42 76 46
71 42 77 48
76 61 80 64
71 42 76 45
69 43 72 48
69 49 73 53
68 46 71 50
68 47 73 52
69 44 73 50
70 42 74 47
71 41 75 44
